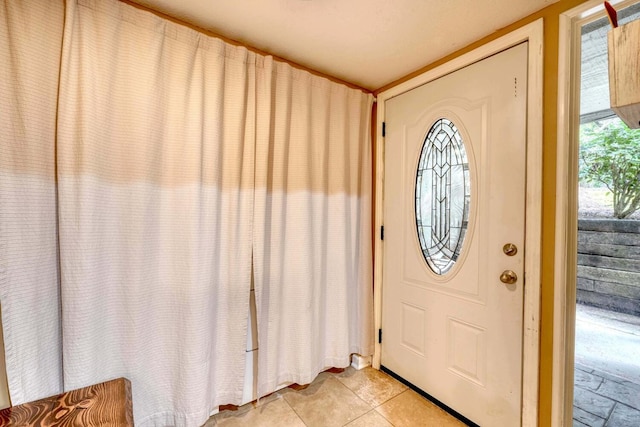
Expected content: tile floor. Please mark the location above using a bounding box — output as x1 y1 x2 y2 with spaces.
203 367 466 426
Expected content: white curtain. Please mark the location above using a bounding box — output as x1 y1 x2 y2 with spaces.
0 0 65 404
0 0 374 425
55 1 257 424
253 63 374 396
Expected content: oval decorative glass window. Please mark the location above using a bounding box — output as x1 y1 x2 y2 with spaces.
415 118 471 275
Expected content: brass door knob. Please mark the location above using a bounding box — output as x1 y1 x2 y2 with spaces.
500 270 518 284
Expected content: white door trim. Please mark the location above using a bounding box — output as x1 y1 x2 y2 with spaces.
553 1 638 425
374 19 543 426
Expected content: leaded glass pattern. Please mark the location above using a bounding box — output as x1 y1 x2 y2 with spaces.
415 118 471 275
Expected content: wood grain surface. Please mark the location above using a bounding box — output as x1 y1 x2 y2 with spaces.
0 378 133 426
608 18 640 128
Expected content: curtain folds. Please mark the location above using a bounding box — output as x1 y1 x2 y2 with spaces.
0 0 65 405
56 1 256 424
253 63 374 397
0 0 373 425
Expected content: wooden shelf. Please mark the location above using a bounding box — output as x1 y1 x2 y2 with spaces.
0 378 133 426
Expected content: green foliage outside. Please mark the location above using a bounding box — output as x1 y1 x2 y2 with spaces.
579 118 640 219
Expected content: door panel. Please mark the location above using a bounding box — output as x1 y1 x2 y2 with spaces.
381 43 528 426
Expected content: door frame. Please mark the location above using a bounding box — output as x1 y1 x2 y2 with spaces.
553 1 639 425
373 19 543 426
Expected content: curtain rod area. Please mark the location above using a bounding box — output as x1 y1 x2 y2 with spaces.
121 0 373 94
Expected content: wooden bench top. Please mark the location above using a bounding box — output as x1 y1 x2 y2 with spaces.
0 378 133 426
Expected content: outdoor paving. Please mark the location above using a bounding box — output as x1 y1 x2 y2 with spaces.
573 305 640 426
573 363 640 426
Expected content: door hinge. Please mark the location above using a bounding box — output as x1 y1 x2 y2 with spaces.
380 225 384 241
382 122 386 137
378 329 382 344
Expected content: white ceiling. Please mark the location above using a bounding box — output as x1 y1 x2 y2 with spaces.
132 0 559 91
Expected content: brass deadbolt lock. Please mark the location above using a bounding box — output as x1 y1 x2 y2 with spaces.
503 243 518 256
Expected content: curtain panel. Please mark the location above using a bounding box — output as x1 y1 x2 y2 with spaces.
0 0 374 425
55 1 259 425
253 63 374 396
0 0 65 405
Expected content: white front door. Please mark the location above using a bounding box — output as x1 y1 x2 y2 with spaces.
381 42 528 426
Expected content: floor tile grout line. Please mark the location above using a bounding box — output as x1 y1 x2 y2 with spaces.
575 381 640 412
604 401 616 424
572 399 616 425
282 375 376 427
602 403 610 425
213 367 466 426
280 393 309 427
371 395 403 427
331 368 409 426
333 376 377 425
334 373 409 410
572 398 613 421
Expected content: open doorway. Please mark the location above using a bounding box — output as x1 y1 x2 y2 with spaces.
572 3 640 426
554 1 640 426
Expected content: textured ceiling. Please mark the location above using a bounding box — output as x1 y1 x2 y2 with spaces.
131 0 559 90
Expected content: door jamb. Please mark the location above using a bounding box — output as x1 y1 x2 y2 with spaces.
373 19 543 426
553 1 638 425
